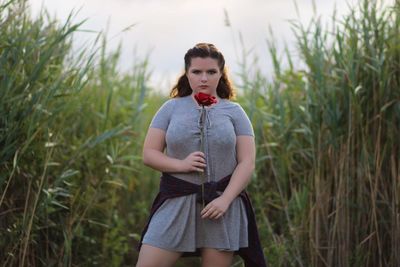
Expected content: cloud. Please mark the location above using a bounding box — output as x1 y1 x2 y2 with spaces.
28 0 396 93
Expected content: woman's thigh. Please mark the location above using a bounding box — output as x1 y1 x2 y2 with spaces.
136 244 182 267
201 248 234 267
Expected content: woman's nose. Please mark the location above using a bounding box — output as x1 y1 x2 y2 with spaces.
201 73 207 82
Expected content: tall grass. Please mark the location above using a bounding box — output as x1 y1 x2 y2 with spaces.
1 0 399 266
239 1 400 266
0 0 161 265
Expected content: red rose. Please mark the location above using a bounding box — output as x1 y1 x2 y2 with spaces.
194 92 217 106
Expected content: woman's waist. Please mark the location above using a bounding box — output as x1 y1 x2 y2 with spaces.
160 172 232 205
166 171 232 185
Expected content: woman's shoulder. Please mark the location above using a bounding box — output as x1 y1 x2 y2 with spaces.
164 95 191 103
219 99 244 110
153 97 179 115
159 96 185 107
219 100 252 119
156 96 192 113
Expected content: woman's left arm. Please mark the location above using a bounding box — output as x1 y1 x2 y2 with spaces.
201 135 255 219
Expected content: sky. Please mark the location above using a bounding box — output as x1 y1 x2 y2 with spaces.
28 0 394 93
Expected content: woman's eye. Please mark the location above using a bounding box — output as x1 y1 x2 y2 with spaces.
207 70 217 74
192 70 201 74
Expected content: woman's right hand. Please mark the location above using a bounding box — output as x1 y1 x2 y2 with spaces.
180 151 206 173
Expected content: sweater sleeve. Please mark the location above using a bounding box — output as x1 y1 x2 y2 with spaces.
232 104 254 136
149 99 176 131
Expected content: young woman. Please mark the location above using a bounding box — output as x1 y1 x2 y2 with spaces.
136 43 266 267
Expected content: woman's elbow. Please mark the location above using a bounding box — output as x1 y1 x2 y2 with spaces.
249 160 256 172
240 159 255 171
142 149 151 166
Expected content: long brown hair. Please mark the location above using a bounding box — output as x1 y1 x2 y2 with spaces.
169 43 235 99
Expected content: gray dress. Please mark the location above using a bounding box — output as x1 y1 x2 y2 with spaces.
142 95 254 252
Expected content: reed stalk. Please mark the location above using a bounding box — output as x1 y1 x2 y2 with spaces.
237 0 399 266
1 0 399 266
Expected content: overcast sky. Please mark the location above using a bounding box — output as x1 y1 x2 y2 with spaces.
29 0 394 93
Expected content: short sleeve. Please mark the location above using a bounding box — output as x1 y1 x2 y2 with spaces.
232 104 254 136
149 99 175 131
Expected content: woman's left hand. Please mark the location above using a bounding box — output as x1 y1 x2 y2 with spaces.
200 196 231 220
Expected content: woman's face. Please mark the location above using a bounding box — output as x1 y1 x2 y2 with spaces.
186 57 222 97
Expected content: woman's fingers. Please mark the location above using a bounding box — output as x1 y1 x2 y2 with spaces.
192 151 205 158
191 154 205 163
190 153 206 170
182 151 206 172
200 198 230 220
201 206 224 220
193 160 206 167
191 157 205 165
195 155 206 163
192 166 204 172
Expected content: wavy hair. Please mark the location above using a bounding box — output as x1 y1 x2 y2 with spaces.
169 43 235 99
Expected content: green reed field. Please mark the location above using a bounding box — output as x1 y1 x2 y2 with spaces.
1 0 399 266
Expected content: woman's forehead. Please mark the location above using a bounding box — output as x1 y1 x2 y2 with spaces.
188 57 220 69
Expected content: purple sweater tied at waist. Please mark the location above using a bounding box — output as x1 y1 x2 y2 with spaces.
137 173 267 267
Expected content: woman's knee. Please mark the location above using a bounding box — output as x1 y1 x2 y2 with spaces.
136 244 181 267
201 248 234 267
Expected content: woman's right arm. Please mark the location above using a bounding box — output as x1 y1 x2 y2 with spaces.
142 128 206 173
